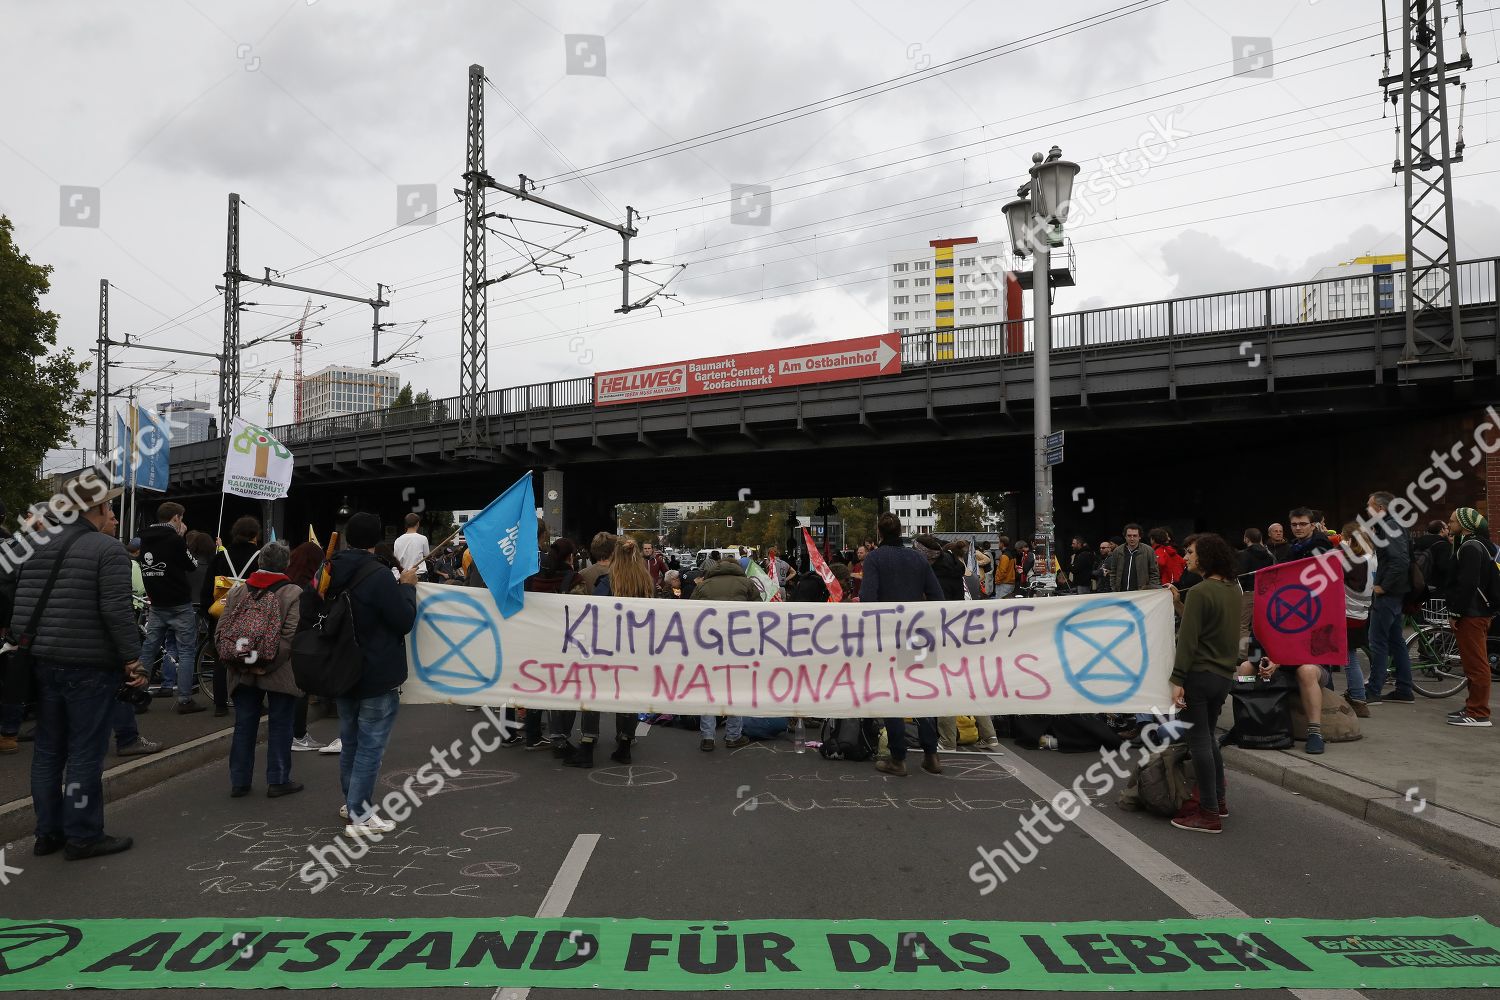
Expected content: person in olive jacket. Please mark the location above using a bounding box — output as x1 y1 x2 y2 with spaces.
327 512 418 835
1444 507 1497 727
219 541 305 798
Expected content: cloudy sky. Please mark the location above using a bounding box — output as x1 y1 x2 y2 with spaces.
6 0 1500 473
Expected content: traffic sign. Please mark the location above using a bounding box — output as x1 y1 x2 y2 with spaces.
1045 446 1064 467
1045 430 1064 450
726 517 735 528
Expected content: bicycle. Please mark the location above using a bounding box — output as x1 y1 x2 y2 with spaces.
1398 599 1500 699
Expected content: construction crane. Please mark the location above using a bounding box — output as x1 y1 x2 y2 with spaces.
292 298 312 423
266 370 282 426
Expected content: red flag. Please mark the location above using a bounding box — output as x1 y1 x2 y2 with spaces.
802 528 844 602
1252 553 1347 666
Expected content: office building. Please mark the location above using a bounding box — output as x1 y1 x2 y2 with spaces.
1298 253 1450 321
301 366 403 420
155 399 213 444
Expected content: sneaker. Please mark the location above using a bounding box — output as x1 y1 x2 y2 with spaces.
338 804 349 821
1343 693 1370 718
500 733 524 748
699 739 715 752
875 758 908 777
0 734 18 755
1447 710 1494 727
524 738 550 751
64 834 134 860
318 738 343 755
1305 732 1326 754
937 740 957 752
175 699 207 715
724 736 750 749
291 735 323 752
345 816 396 837
976 737 1001 751
116 738 161 757
1170 807 1222 834
1365 694 1383 706
1385 691 1416 705
267 781 304 798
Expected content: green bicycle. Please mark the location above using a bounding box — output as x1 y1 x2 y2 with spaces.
1399 600 1500 699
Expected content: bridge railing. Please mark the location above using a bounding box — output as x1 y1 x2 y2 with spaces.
267 257 1499 445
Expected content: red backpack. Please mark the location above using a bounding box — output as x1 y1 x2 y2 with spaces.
215 583 290 674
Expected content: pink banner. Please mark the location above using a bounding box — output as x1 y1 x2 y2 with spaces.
1252 554 1347 666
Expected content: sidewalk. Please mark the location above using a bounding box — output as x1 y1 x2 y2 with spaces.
1224 685 1497 877
0 694 254 845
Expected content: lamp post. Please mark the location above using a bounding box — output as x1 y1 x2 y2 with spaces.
1003 146 1080 587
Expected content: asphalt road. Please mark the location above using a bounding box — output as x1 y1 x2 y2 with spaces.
3 704 1498 998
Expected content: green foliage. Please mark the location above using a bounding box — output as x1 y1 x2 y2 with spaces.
932 493 992 532
0 217 90 529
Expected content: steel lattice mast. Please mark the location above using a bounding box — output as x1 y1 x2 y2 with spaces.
459 63 490 445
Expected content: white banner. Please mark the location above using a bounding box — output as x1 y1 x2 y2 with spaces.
223 417 294 500
403 585 1176 716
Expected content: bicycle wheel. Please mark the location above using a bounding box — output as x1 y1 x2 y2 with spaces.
1406 626 1468 699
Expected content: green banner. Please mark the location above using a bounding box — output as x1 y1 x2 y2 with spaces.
1 917 1497 991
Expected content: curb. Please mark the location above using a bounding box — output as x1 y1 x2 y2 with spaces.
1223 745 1500 878
0 724 236 847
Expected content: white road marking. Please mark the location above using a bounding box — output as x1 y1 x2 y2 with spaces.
491 833 600 1000
1000 750 1365 1000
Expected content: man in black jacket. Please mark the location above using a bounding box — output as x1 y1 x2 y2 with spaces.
1444 508 1495 727
862 513 944 777
1414 519 1455 597
1364 491 1415 705
330 512 418 836
139 501 203 713
1065 536 1096 595
7 473 147 859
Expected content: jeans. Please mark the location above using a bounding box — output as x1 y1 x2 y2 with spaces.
1455 615 1494 719
112 701 139 750
576 711 639 743
1344 622 1369 701
143 603 200 701
1181 670 1231 814
0 701 22 737
31 664 117 844
231 686 296 786
994 583 1015 599
335 689 401 823
884 716 938 760
1366 594 1413 698
700 714 743 741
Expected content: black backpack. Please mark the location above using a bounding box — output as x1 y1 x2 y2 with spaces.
291 561 382 698
819 718 878 761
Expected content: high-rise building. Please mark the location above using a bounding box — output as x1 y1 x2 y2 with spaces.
1297 253 1449 322
301 366 403 421
887 237 1020 360
155 399 213 443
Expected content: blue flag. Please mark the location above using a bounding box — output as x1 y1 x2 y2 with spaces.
465 471 540 618
113 410 133 490
134 403 170 493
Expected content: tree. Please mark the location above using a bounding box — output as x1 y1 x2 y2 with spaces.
0 216 89 529
933 493 991 532
615 502 663 546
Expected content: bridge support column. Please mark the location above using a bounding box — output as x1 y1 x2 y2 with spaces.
556 473 614 548
541 469 564 543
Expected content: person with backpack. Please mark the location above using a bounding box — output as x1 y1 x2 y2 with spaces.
285 540 331 753
200 516 264 717
325 512 418 836
1414 520 1455 598
218 541 305 798
1444 507 1497 727
1167 533 1242 834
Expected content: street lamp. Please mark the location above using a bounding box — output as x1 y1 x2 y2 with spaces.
1003 146 1080 588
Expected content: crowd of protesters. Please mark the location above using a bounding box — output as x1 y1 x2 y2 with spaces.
2 476 1493 859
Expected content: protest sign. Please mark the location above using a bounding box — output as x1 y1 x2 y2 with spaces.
404 585 1176 716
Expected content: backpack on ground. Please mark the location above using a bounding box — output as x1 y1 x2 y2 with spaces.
955 715 979 745
819 717 878 761
291 561 382 697
1118 743 1194 817
215 582 290 674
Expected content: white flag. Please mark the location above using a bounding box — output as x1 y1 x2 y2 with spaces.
223 417 294 500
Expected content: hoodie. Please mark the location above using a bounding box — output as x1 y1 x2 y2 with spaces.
689 559 760 602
